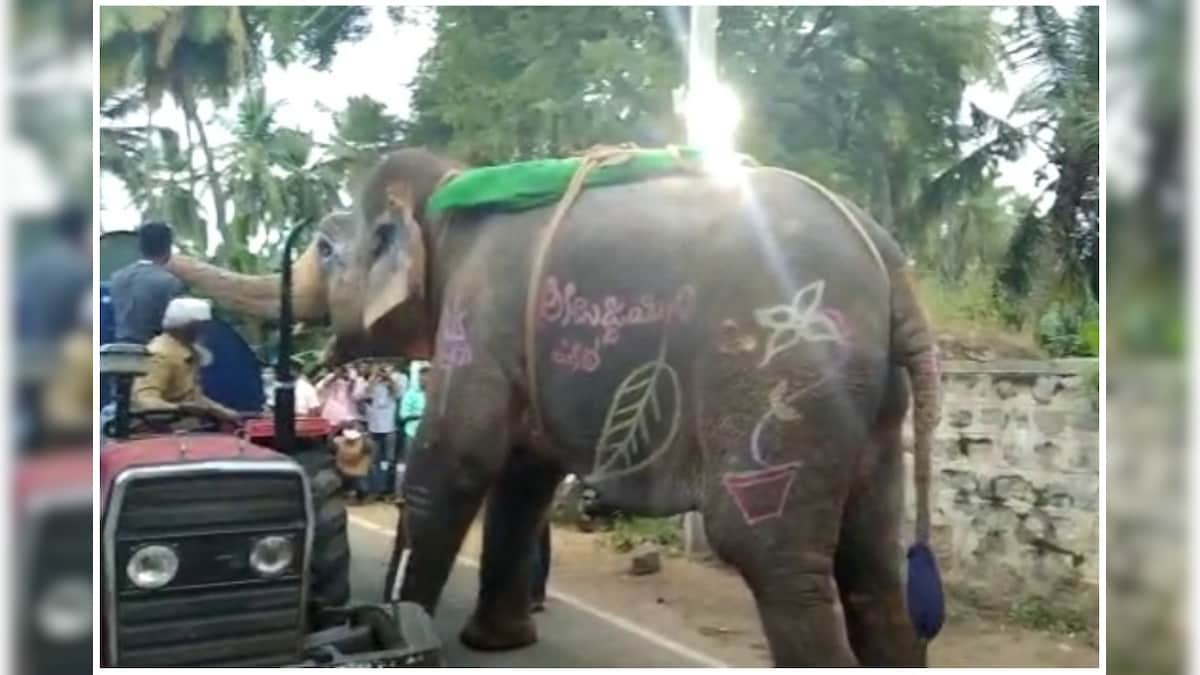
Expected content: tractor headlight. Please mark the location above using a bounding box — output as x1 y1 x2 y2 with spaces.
249 535 295 577
126 544 179 589
35 577 91 642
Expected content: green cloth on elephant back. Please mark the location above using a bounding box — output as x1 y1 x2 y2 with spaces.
426 146 752 217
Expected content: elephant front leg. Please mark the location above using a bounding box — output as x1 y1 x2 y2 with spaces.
461 447 564 651
398 367 512 615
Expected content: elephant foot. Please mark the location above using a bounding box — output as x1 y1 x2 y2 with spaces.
459 613 538 651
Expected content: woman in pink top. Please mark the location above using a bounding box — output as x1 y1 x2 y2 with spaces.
317 365 360 428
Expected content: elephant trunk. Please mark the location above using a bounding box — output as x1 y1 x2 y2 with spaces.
165 244 327 320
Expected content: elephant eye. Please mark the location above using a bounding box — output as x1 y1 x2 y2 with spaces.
317 237 333 260
373 222 398 259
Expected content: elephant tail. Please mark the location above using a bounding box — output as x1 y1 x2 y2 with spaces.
893 266 945 640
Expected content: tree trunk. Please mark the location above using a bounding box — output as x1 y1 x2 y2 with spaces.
178 86 225 252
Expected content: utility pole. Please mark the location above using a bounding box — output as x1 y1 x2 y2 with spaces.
686 6 719 146
683 5 718 561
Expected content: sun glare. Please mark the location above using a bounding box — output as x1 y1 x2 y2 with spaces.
682 78 745 183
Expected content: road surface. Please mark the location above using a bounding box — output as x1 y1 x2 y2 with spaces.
347 510 728 667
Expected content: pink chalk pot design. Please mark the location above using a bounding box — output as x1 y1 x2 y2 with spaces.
722 462 803 525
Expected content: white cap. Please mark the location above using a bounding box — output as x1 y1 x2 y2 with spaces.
162 297 213 329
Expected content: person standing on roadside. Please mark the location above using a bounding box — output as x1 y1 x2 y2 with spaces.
333 426 372 503
316 364 358 429
110 222 185 344
399 364 430 444
365 364 400 500
352 362 371 424
294 364 322 417
531 523 551 612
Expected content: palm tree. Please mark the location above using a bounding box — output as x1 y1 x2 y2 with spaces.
100 6 256 234
996 6 1100 313
221 88 343 273
100 93 209 245
98 5 373 244
318 95 406 195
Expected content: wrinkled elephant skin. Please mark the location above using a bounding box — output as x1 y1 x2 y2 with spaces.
348 151 944 667
182 149 944 666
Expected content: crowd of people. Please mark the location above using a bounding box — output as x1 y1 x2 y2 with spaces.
305 360 431 504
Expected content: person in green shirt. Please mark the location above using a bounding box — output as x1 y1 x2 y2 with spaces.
398 364 429 448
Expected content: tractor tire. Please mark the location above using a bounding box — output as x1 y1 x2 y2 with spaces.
293 449 352 609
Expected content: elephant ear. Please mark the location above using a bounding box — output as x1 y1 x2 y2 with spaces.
363 184 426 331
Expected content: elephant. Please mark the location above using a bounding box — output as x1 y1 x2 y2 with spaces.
169 148 943 667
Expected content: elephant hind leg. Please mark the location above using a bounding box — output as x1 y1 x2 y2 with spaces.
835 377 926 666
460 446 564 651
702 466 859 666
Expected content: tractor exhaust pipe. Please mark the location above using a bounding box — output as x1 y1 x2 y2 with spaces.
274 221 312 452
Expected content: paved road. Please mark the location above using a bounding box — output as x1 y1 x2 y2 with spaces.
347 511 727 667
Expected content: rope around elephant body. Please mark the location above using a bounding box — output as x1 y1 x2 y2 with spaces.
522 145 643 439
517 146 889 443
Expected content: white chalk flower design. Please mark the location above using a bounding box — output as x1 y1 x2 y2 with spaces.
753 280 843 368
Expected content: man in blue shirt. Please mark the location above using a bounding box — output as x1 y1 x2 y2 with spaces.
16 206 91 446
110 222 185 344
16 205 90 345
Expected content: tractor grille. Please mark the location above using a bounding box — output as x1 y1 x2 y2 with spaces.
23 502 92 675
107 467 309 667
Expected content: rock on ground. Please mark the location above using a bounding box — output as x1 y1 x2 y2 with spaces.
630 543 662 575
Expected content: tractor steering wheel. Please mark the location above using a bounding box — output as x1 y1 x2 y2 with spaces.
105 407 229 437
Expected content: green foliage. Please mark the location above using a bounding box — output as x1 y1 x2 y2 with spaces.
220 88 344 269
1080 318 1100 356
243 6 371 70
606 516 682 554
99 5 379 248
406 7 682 164
96 6 1100 353
1036 299 1099 357
917 263 1004 325
1007 596 1093 639
998 7 1100 304
319 95 407 195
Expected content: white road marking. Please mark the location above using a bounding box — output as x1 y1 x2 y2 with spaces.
348 513 731 668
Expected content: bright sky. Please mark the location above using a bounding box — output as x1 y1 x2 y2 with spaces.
98 5 1074 245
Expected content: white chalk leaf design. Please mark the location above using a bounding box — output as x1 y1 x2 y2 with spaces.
592 359 681 480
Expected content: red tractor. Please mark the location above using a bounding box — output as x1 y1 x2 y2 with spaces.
16 442 92 675
97 223 442 667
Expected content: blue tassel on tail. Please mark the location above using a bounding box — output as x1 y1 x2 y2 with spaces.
906 542 944 640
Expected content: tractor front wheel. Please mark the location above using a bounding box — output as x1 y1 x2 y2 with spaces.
294 449 352 610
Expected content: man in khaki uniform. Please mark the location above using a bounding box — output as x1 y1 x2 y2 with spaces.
132 297 239 423
41 295 93 439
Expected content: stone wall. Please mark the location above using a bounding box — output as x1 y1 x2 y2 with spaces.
908 358 1099 613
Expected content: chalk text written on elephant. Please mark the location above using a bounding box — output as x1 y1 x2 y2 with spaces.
539 275 696 372
435 296 472 368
